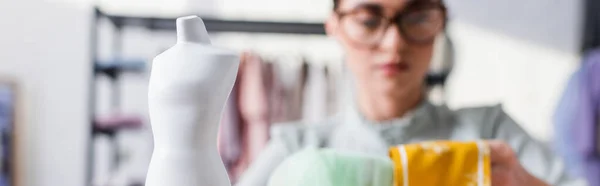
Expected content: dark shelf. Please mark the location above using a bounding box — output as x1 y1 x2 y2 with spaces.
92 125 118 137
94 60 146 79
96 8 326 35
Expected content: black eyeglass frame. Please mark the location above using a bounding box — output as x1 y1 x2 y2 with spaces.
334 2 448 46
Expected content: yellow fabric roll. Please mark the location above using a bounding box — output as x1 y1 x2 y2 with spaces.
389 141 491 186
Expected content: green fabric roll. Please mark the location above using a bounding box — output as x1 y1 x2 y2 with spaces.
268 148 393 186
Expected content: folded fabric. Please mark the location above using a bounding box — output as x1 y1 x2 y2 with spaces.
269 141 490 186
389 141 491 186
268 148 393 186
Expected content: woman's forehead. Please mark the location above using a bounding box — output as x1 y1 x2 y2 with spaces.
338 0 439 13
338 0 410 11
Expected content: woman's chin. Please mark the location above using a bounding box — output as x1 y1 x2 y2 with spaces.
374 78 413 95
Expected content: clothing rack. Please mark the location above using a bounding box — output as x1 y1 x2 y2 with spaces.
87 6 449 185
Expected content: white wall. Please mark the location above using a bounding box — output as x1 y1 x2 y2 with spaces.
0 1 90 186
219 0 330 21
442 0 584 141
446 0 584 53
446 21 579 141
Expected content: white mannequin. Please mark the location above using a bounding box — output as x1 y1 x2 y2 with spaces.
146 16 239 186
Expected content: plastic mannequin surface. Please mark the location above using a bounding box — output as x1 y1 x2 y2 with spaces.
146 15 239 186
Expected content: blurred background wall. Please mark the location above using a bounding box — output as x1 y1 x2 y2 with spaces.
0 1 90 186
0 0 587 185
444 0 583 140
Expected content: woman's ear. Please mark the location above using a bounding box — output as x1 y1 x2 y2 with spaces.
325 14 339 38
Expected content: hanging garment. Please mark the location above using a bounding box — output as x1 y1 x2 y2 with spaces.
573 49 600 156
324 66 338 116
554 69 584 176
218 71 242 180
264 62 288 124
554 49 600 185
272 61 308 122
233 53 271 178
302 65 329 123
389 141 491 186
574 49 600 186
229 55 311 179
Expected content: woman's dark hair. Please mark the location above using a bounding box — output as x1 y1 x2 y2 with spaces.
333 0 339 10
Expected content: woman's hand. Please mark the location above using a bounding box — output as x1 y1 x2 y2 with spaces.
488 141 549 186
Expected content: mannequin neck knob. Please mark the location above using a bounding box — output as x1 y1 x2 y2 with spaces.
176 15 211 44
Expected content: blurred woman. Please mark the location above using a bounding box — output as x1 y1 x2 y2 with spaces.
236 0 585 185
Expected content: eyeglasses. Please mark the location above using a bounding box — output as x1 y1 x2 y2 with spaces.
336 3 446 47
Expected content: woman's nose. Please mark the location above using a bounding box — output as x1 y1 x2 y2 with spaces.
378 25 406 52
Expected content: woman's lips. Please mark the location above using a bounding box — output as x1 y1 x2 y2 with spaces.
377 63 410 76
